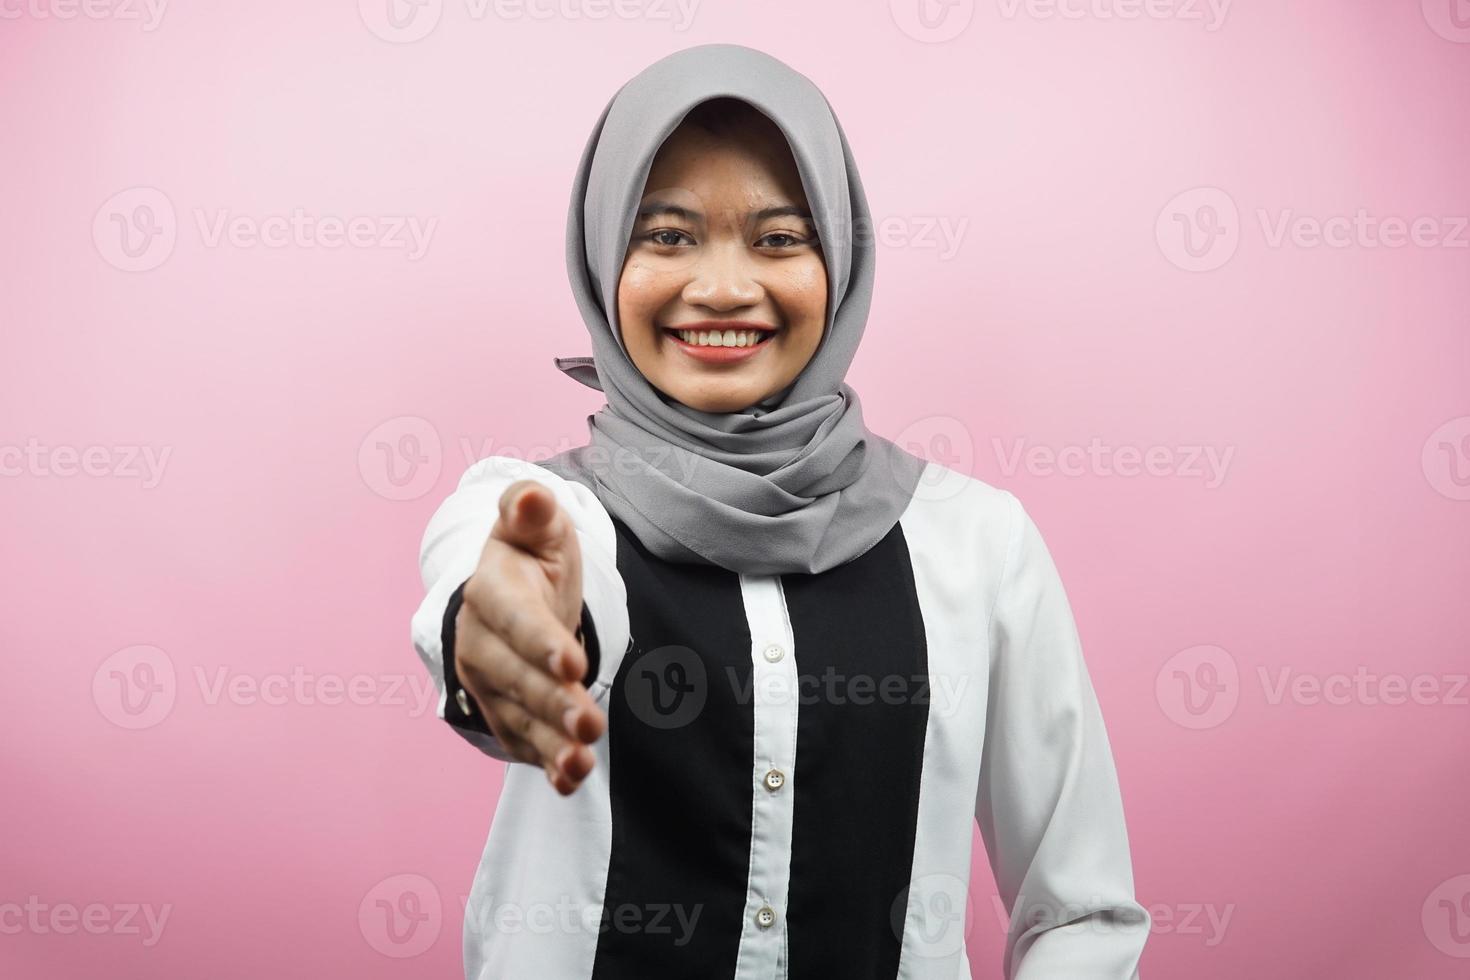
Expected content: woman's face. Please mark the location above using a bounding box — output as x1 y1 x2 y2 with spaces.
617 115 828 414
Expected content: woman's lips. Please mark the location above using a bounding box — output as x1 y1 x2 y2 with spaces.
662 327 774 364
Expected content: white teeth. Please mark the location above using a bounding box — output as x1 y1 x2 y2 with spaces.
676 329 768 348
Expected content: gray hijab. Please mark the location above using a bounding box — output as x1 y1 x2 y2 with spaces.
540 42 927 576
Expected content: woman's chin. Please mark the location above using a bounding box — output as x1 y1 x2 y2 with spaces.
663 379 768 414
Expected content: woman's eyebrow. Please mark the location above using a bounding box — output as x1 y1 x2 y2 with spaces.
636 200 813 222
754 205 813 221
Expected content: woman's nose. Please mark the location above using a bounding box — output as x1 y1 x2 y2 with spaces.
681 243 762 310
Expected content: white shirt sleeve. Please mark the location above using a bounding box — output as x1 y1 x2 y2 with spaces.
408 455 630 761
975 492 1151 978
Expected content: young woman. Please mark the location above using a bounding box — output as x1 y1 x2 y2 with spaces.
412 42 1150 980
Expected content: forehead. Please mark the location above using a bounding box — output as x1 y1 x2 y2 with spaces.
640 124 809 217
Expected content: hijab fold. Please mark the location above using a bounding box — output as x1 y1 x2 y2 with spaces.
540 43 927 576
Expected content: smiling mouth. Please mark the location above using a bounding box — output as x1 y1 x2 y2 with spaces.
662 326 776 349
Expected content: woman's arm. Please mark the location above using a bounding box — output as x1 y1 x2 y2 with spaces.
975 492 1151 979
409 455 629 762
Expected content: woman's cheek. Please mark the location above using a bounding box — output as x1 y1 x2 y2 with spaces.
616 267 658 348
776 260 828 335
619 261 678 319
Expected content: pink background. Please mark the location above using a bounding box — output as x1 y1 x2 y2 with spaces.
3 1 1468 977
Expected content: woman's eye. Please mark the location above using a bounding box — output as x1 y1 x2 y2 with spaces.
757 231 809 249
647 229 693 247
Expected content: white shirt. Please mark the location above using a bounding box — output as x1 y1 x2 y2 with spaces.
411 454 1150 979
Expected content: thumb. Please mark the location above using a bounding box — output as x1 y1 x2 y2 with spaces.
495 480 568 559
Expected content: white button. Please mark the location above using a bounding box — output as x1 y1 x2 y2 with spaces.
764 768 785 791
762 643 785 663
455 688 472 716
755 905 776 928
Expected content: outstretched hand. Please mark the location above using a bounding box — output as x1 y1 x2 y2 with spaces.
454 480 607 795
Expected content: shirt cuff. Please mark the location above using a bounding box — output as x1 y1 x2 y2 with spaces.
440 578 602 735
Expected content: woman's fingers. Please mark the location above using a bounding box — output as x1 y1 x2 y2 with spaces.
455 586 608 792
477 704 537 765
484 692 596 795
489 480 586 643
466 546 586 685
466 622 599 742
456 635 596 789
